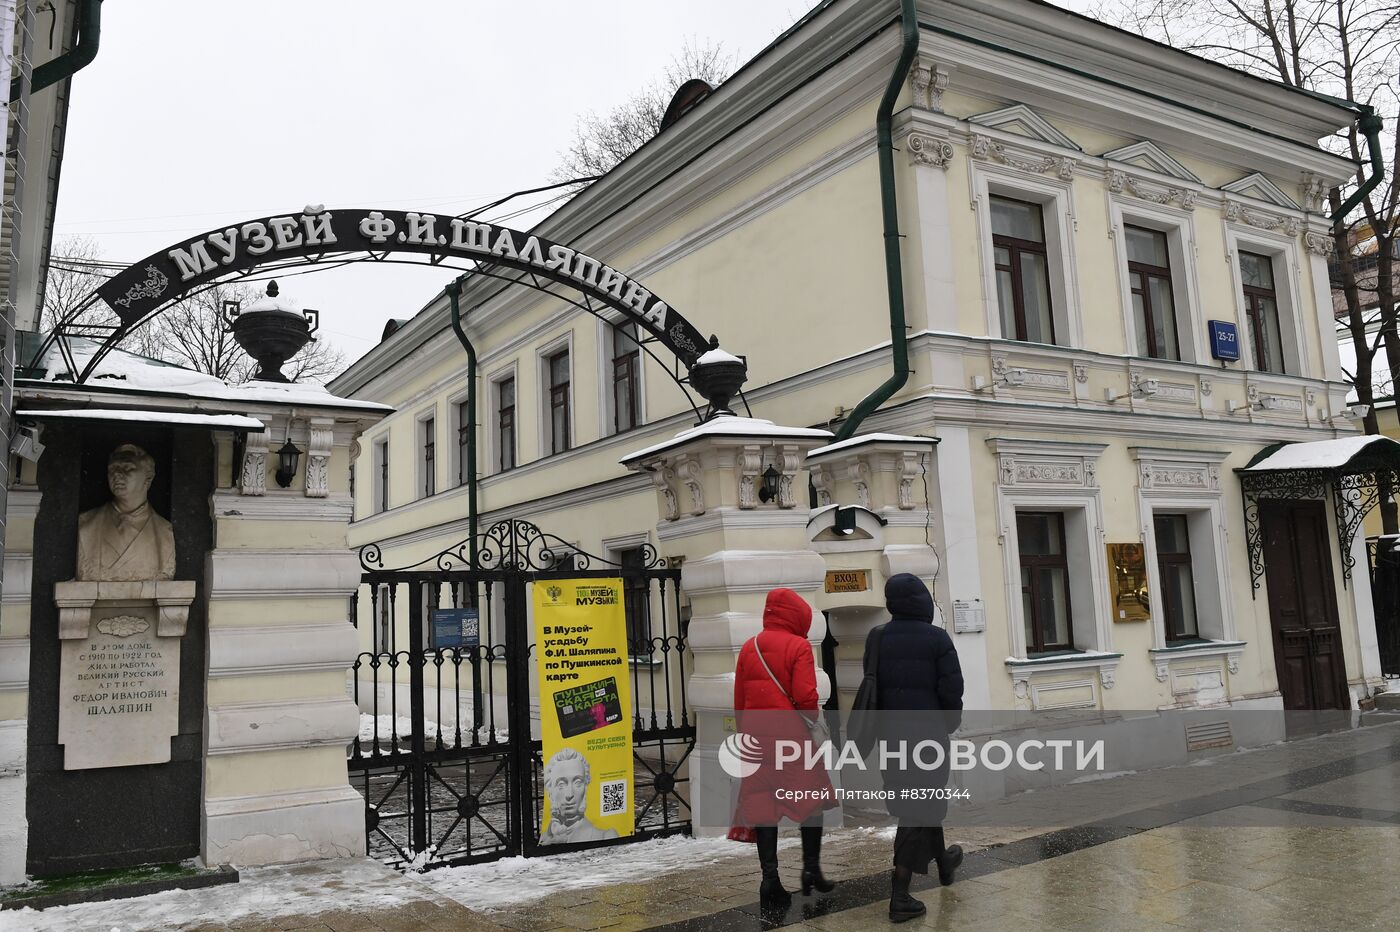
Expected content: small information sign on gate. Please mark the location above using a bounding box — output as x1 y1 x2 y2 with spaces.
430 608 480 649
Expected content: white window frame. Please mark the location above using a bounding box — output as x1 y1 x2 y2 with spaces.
989 439 1110 659
487 362 519 476
1224 225 1309 377
1109 199 1205 363
1131 448 1237 650
415 407 437 500
537 332 575 459
372 435 389 514
972 162 1082 348
596 314 647 437
447 389 470 489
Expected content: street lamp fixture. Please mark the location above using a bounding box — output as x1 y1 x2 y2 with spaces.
757 464 781 504
275 438 303 488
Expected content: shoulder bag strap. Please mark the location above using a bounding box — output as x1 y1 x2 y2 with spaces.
753 635 815 722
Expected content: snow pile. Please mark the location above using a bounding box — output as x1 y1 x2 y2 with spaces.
695 347 744 366
0 859 424 932
418 834 754 910
355 713 507 747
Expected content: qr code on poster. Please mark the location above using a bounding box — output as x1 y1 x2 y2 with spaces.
600 779 627 816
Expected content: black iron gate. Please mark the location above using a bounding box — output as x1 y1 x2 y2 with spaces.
347 519 693 869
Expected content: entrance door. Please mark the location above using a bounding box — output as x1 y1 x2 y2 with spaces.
1260 500 1350 709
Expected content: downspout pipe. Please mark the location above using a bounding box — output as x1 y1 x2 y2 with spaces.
833 0 919 442
11 0 103 102
446 278 478 568
1331 105 1385 225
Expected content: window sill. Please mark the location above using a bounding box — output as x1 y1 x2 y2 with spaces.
1148 640 1245 681
1005 650 1123 692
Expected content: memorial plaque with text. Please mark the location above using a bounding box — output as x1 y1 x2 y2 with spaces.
58 603 182 769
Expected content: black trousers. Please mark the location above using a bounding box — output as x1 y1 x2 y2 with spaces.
892 824 945 874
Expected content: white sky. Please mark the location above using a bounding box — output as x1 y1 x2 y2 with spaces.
52 0 1093 367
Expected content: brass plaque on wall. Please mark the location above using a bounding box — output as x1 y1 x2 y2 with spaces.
1107 542 1150 622
825 569 870 593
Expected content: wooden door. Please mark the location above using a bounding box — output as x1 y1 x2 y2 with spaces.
1260 500 1350 710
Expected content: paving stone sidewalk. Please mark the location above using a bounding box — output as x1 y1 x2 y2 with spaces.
6 717 1399 931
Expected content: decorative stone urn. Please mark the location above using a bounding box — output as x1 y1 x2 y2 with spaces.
687 337 747 419
228 281 317 382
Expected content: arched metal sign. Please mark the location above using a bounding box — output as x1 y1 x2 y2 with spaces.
45 206 716 384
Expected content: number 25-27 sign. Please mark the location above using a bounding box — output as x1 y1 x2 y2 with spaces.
1208 320 1240 361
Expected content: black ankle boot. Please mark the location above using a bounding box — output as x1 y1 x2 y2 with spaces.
799 825 835 895
889 870 926 923
936 844 964 887
756 827 791 909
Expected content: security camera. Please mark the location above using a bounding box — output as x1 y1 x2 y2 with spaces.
1345 403 1371 420
1004 368 1027 387
1138 379 1160 396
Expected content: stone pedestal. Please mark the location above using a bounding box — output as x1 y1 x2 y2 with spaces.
53 579 195 769
806 436 941 711
623 415 833 834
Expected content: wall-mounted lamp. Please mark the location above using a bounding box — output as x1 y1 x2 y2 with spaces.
9 424 44 463
834 506 857 536
1105 379 1159 404
971 367 1027 394
757 464 781 503
1228 394 1284 415
275 438 303 488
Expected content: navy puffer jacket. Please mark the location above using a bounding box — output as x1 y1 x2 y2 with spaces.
871 574 964 717
866 573 964 824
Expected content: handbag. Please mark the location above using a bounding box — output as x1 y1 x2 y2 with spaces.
847 624 886 755
752 635 831 745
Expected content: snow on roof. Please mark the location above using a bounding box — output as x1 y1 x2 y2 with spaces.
1242 435 1400 471
32 338 390 413
808 432 938 460
620 415 832 464
18 409 266 430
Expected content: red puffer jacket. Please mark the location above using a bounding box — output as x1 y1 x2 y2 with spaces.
733 588 836 826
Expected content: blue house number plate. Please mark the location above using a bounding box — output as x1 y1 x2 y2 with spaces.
1208 320 1240 361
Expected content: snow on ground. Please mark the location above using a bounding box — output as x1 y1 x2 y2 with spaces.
355 713 507 745
417 834 761 911
0 858 423 932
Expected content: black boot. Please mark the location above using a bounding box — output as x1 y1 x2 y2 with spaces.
755 827 791 909
799 825 835 895
889 868 926 923
936 844 964 887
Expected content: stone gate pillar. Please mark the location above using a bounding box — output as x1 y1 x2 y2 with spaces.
622 416 832 834
805 436 942 712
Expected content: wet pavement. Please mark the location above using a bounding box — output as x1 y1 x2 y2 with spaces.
5 717 1399 931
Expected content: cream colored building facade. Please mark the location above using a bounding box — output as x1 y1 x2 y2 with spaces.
332 0 1382 718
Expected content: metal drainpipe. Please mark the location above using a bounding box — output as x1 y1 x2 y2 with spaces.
833 0 919 442
446 278 478 568
10 0 102 102
1331 105 1385 225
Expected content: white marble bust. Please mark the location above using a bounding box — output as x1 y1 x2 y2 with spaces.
76 443 175 582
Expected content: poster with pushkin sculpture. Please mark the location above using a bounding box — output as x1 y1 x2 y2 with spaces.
53 444 195 770
532 579 634 844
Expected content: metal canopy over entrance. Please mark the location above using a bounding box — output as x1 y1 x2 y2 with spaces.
350 519 693 870
1237 435 1400 590
30 205 715 387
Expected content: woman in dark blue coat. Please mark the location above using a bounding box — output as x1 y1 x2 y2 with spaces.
865 573 965 923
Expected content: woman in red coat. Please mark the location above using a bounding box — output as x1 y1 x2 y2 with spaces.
733 587 837 908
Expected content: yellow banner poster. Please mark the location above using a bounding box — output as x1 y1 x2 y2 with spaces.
533 578 634 844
